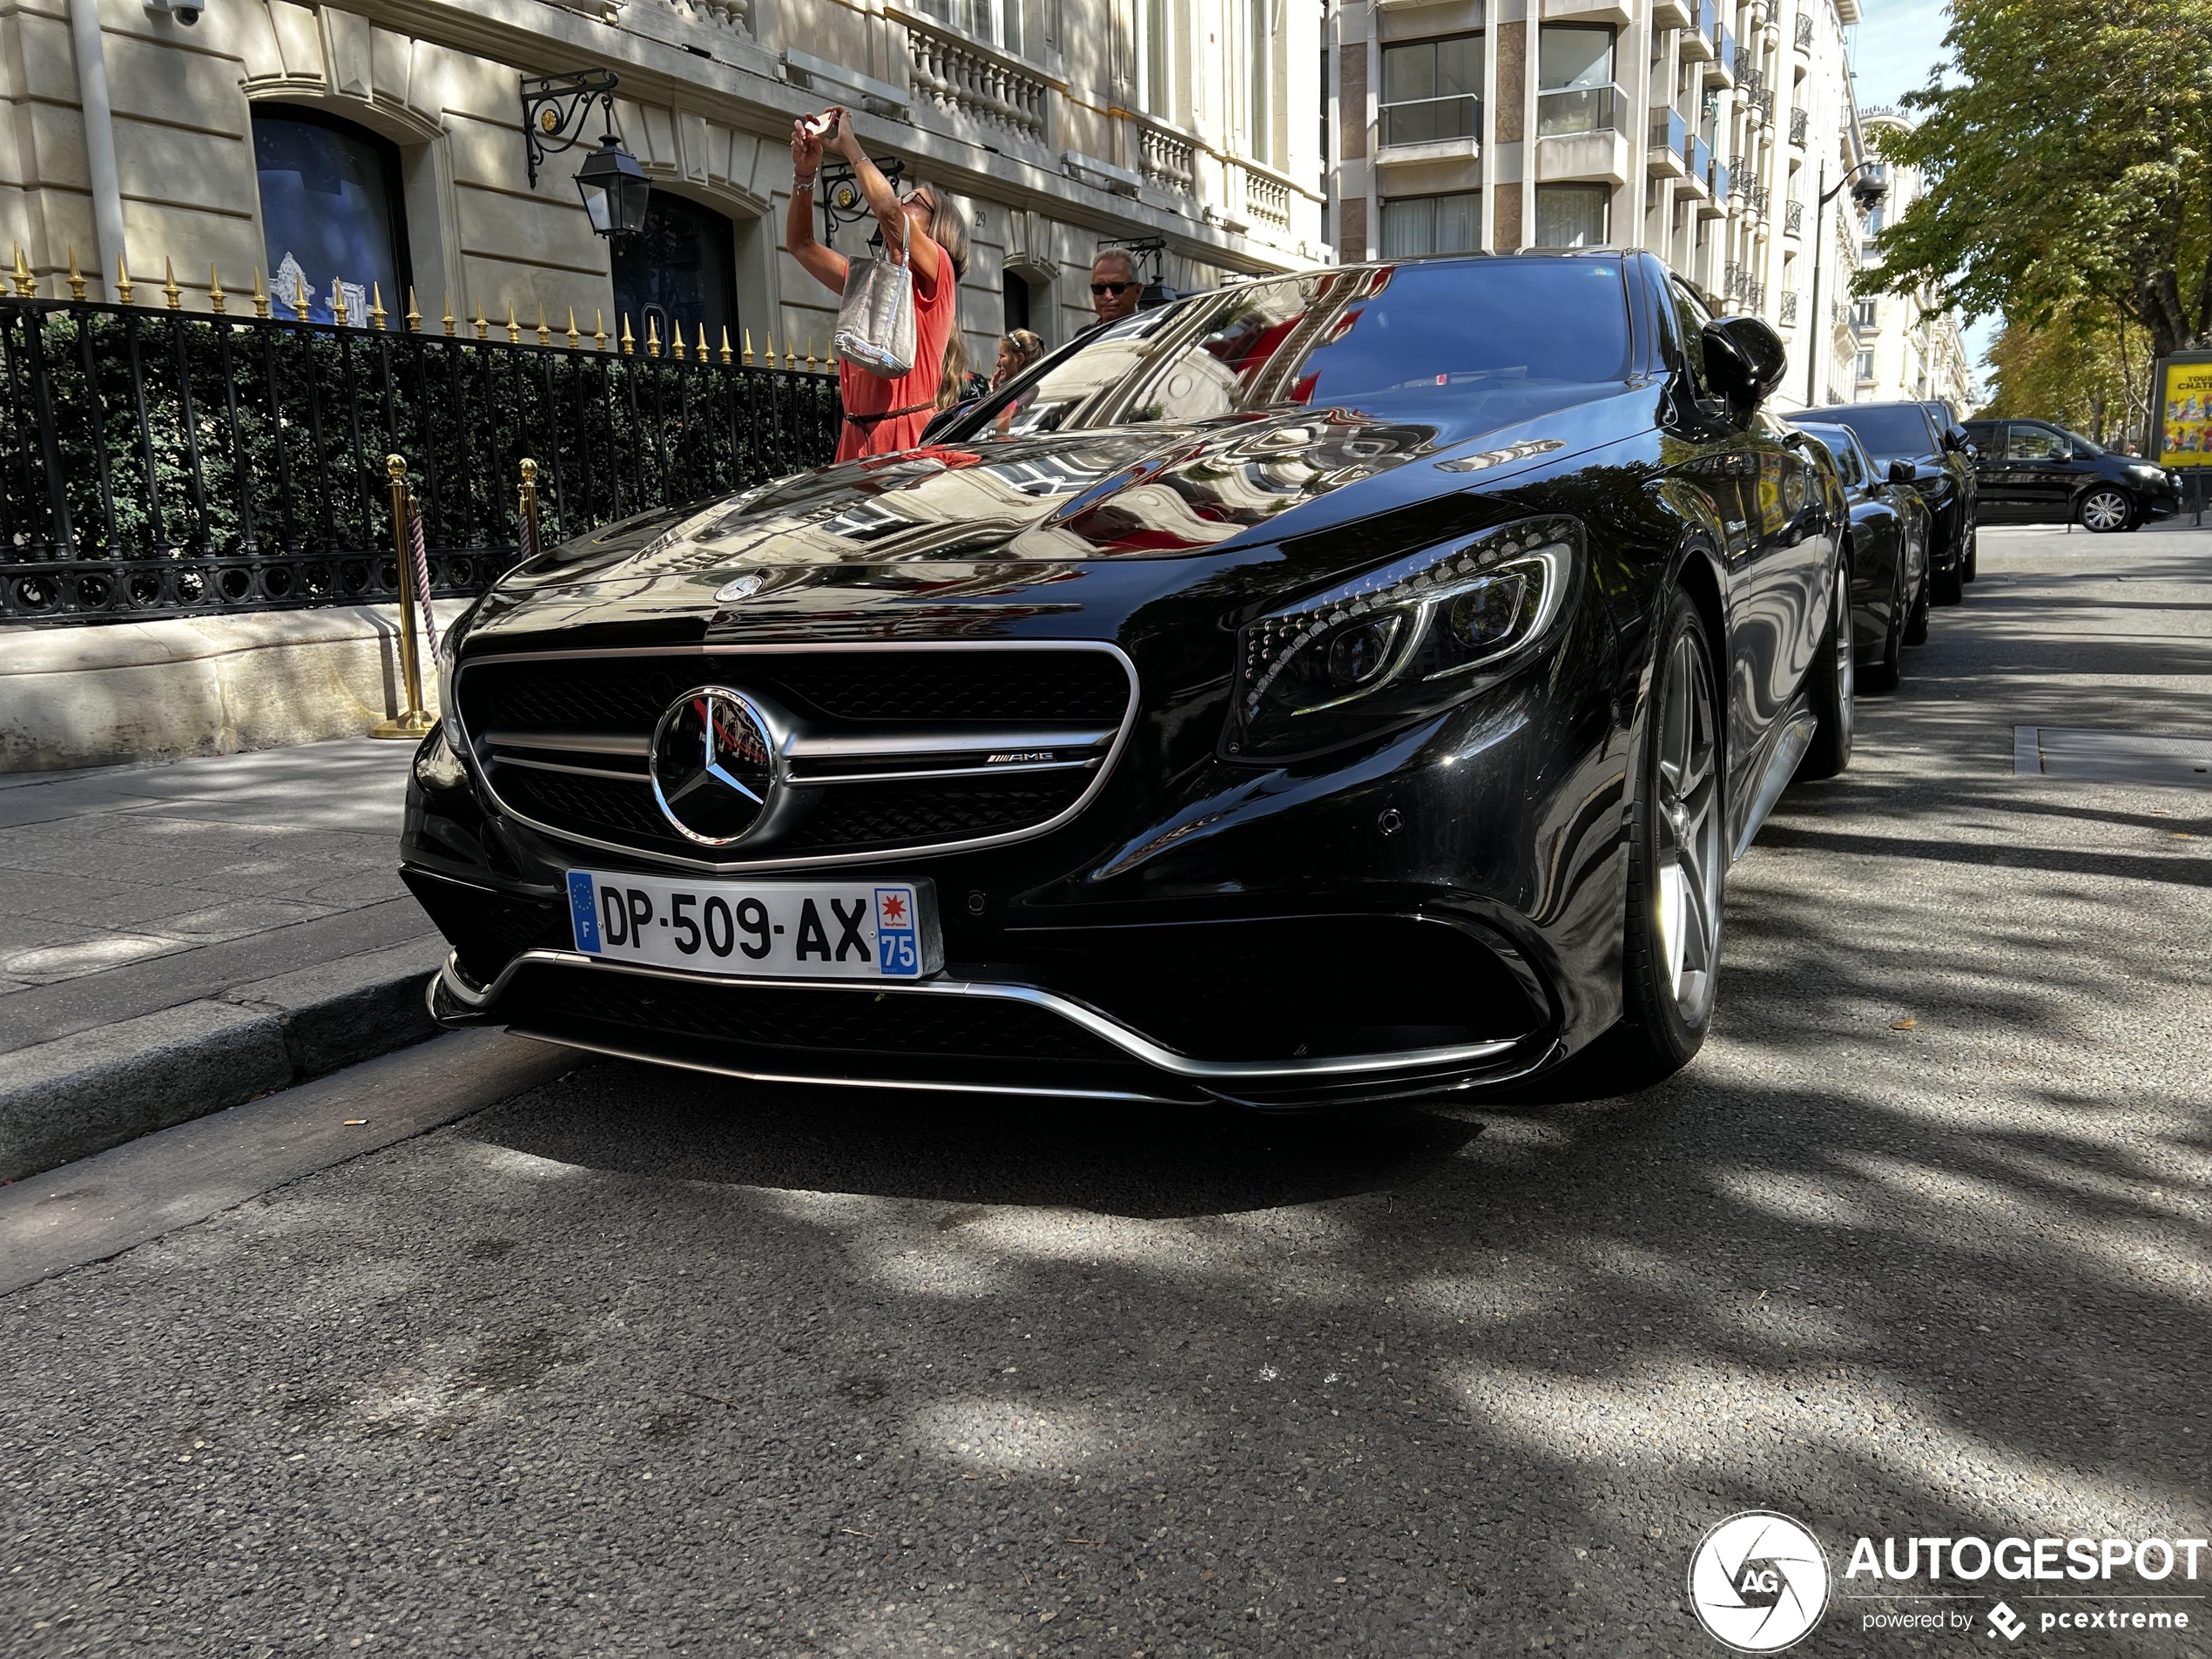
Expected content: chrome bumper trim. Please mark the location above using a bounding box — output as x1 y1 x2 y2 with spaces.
432 948 1524 1083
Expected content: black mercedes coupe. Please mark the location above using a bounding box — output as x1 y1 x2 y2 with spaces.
402 252 1854 1108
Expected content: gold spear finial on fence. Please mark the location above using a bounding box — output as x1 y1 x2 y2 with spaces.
593 309 608 351
566 307 580 349
115 253 134 307
806 337 817 373
645 315 661 359
331 280 350 327
763 330 775 368
536 301 550 347
619 314 635 356
161 259 182 311
718 324 732 366
253 270 270 319
473 300 488 341
405 287 421 333
368 281 387 330
741 327 754 366
784 338 796 370
10 245 37 299
442 293 456 336
671 320 685 361
293 271 312 322
208 264 226 315
66 247 86 301
503 301 519 344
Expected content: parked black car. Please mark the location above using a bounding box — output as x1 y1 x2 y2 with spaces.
1798 401 1978 604
402 252 1854 1107
1793 421 1932 691
1959 417 2181 532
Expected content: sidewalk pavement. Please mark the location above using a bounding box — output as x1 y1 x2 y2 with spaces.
0 738 444 1182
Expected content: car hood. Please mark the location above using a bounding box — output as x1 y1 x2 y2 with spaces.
462 384 1660 652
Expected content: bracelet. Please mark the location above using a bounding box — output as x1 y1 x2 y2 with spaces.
793 175 817 191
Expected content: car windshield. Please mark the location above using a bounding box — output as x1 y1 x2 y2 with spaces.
1813 406 1934 459
965 259 1633 439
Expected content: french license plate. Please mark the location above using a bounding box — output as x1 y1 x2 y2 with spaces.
565 870 940 981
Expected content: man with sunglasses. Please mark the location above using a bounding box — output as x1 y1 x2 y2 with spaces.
1089 249 1142 326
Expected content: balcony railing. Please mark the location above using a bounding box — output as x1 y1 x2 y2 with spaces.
1785 199 1804 234
1538 84 1623 138
906 15 1050 144
1650 106 1688 156
1136 119 1197 197
0 292 838 624
1739 66 1764 103
1790 105 1809 146
1779 291 1798 324
1794 10 1815 49
1380 92 1481 148
1710 157 1731 201
1238 165 1293 230
1747 183 1770 218
1690 133 1712 180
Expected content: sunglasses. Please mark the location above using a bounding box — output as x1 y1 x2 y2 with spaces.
1090 280 1134 296
900 189 935 211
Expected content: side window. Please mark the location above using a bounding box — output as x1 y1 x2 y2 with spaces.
1828 439 1860 488
1669 280 1714 401
2007 424 2063 461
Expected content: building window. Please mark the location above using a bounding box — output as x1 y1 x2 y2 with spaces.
1140 0 1184 120
1249 0 1278 167
921 0 1028 56
610 193 738 352
1537 25 1617 137
1380 34 1481 148
253 107 409 326
1856 349 1876 381
1851 298 1877 327
1002 268 1033 339
1380 191 1481 257
1534 183 1609 247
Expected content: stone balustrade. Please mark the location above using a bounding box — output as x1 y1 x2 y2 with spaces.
905 15 1049 144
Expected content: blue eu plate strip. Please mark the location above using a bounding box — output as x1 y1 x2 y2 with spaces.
568 871 602 953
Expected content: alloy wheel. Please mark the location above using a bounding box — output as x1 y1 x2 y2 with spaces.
2081 489 2130 533
1833 577 1855 745
1654 628 1723 1023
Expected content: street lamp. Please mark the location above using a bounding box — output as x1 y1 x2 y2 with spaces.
521 69 651 240
1804 158 1889 404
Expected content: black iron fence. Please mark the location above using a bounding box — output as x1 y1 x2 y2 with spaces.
0 292 841 624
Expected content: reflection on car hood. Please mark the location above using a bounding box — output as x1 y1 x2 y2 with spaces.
465 384 1660 648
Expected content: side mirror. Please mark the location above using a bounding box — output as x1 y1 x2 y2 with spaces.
1965 443 1980 461
1887 457 1916 485
1700 316 1790 417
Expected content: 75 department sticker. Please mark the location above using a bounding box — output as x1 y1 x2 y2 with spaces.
1688 1511 1832 1652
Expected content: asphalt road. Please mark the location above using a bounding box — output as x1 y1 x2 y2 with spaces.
3 524 2209 1658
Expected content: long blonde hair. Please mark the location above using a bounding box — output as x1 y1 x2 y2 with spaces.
937 328 971 411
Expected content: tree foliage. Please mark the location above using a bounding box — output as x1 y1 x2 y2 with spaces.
1975 302 2154 443
1863 0 2212 361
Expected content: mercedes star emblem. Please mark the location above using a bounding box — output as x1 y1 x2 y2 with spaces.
714 572 765 603
648 686 777 845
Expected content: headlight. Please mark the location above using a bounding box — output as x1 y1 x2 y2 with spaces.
2128 463 2167 482
1226 515 1581 761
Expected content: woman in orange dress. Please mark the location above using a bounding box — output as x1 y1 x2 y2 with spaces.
784 108 971 462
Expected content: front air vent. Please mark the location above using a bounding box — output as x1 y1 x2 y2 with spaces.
454 643 1138 871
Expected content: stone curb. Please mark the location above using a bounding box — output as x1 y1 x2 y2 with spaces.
0 938 448 1184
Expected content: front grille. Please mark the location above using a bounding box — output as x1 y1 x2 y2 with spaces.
458 645 1135 866
504 963 1126 1066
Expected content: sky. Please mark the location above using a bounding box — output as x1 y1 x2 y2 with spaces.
1847 0 1999 392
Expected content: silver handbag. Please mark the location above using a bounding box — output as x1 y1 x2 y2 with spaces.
832 212 915 379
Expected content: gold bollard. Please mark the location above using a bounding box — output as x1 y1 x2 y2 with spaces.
370 454 436 739
518 458 543 562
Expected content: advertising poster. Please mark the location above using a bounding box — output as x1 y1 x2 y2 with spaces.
2155 357 2212 467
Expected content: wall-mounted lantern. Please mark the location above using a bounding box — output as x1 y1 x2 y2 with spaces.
521 69 650 239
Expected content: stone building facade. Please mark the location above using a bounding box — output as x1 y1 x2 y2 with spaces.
0 0 1324 367
1847 109 1976 414
1322 0 1960 414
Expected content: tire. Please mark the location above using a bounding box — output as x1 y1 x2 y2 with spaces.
1961 523 1979 580
1932 559 1965 605
1902 565 1931 645
2080 488 2131 533
1798 558 1855 779
1617 588 1727 1082
1861 553 1904 692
